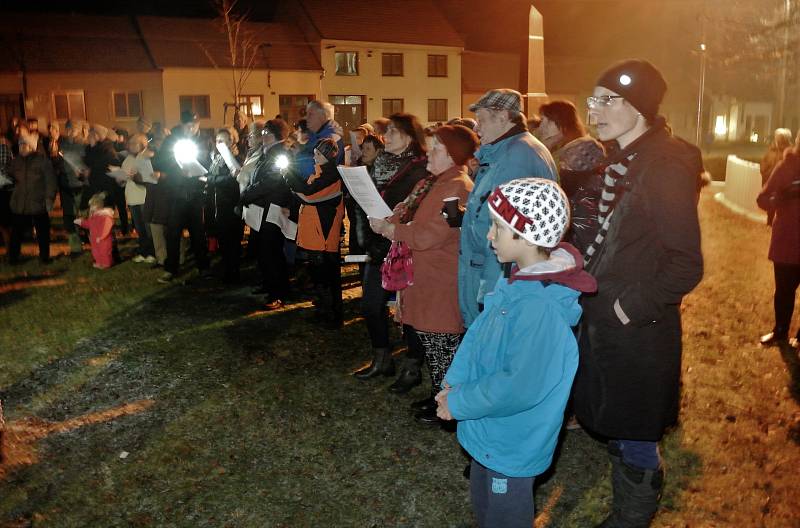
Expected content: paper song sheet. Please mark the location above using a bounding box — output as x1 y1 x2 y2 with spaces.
242 204 264 232
337 166 393 219
216 143 241 173
106 166 130 183
177 158 208 178
266 203 298 241
61 151 88 175
135 154 158 184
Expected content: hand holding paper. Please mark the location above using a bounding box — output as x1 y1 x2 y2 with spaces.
337 166 392 218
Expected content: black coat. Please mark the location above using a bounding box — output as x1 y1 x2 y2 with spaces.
573 125 704 441
205 154 241 234
239 143 293 211
363 154 428 262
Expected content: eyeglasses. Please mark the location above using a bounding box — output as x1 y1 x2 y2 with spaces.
586 95 624 109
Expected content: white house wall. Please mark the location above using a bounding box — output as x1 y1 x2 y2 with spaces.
161 68 321 129
319 39 462 124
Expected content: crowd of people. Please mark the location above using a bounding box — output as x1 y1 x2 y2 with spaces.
7 56 796 527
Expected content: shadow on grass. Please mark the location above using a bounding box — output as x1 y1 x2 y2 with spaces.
778 343 800 445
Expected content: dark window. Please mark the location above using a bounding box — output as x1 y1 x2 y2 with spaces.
52 91 86 120
179 95 211 119
335 52 359 76
428 54 448 77
279 94 314 123
113 91 143 119
382 99 404 117
382 53 404 76
428 99 448 122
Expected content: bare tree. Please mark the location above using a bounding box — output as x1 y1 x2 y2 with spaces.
200 0 262 123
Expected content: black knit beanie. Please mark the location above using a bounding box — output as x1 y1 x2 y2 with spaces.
596 59 667 119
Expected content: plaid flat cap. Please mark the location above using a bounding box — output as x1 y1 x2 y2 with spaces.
468 89 524 113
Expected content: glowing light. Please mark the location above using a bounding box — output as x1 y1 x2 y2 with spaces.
174 139 198 164
750 132 759 143
619 74 632 86
700 43 706 51
714 116 728 137
274 154 289 170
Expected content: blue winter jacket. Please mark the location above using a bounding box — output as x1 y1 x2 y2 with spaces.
295 120 345 179
445 272 581 478
458 130 557 327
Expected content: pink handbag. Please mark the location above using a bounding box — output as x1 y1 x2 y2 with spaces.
381 240 414 291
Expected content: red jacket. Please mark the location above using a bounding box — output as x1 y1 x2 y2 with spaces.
757 150 800 265
76 208 115 268
392 165 473 333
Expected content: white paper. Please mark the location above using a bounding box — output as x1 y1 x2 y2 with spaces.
266 203 298 240
106 166 130 183
337 165 393 219
242 204 264 232
177 158 208 178
344 254 369 263
61 150 88 174
135 154 158 184
216 143 241 173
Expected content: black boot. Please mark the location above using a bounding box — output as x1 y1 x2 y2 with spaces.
410 396 436 412
414 406 440 425
387 358 422 394
354 348 395 380
597 455 663 528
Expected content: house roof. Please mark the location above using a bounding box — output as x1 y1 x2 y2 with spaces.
295 0 464 48
138 16 321 71
0 13 156 72
0 13 321 73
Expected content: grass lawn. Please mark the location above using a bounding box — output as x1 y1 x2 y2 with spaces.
1 188 798 527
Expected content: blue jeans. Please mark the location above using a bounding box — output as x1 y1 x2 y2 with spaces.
130 205 154 257
611 439 661 470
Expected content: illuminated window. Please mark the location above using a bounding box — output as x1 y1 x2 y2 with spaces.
238 95 264 117
382 99 404 117
428 99 448 122
335 51 359 76
428 55 448 77
112 91 142 119
179 95 211 119
382 53 403 76
52 91 86 120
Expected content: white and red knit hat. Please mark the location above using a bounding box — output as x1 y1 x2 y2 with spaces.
487 178 570 248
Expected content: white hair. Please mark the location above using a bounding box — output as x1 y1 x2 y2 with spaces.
307 100 334 120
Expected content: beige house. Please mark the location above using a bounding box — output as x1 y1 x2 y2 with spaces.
1 2 551 139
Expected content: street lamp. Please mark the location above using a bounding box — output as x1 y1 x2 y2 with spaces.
696 42 707 146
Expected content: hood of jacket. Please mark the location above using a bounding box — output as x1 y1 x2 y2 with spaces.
507 242 597 326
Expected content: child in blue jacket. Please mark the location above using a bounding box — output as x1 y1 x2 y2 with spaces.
437 178 596 528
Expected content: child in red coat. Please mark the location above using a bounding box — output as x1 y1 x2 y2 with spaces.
75 192 115 269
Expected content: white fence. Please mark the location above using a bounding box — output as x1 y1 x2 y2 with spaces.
713 155 767 222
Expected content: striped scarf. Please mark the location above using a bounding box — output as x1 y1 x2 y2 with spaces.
583 154 636 266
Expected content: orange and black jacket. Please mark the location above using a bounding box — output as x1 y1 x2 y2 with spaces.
284 159 343 253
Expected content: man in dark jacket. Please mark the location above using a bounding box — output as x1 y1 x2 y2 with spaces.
239 118 294 308
8 134 57 263
573 60 704 527
154 111 210 283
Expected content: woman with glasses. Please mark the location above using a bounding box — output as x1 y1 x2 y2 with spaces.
537 100 606 255
353 113 428 394
573 60 704 528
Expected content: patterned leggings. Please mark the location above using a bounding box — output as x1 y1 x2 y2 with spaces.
415 330 463 395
